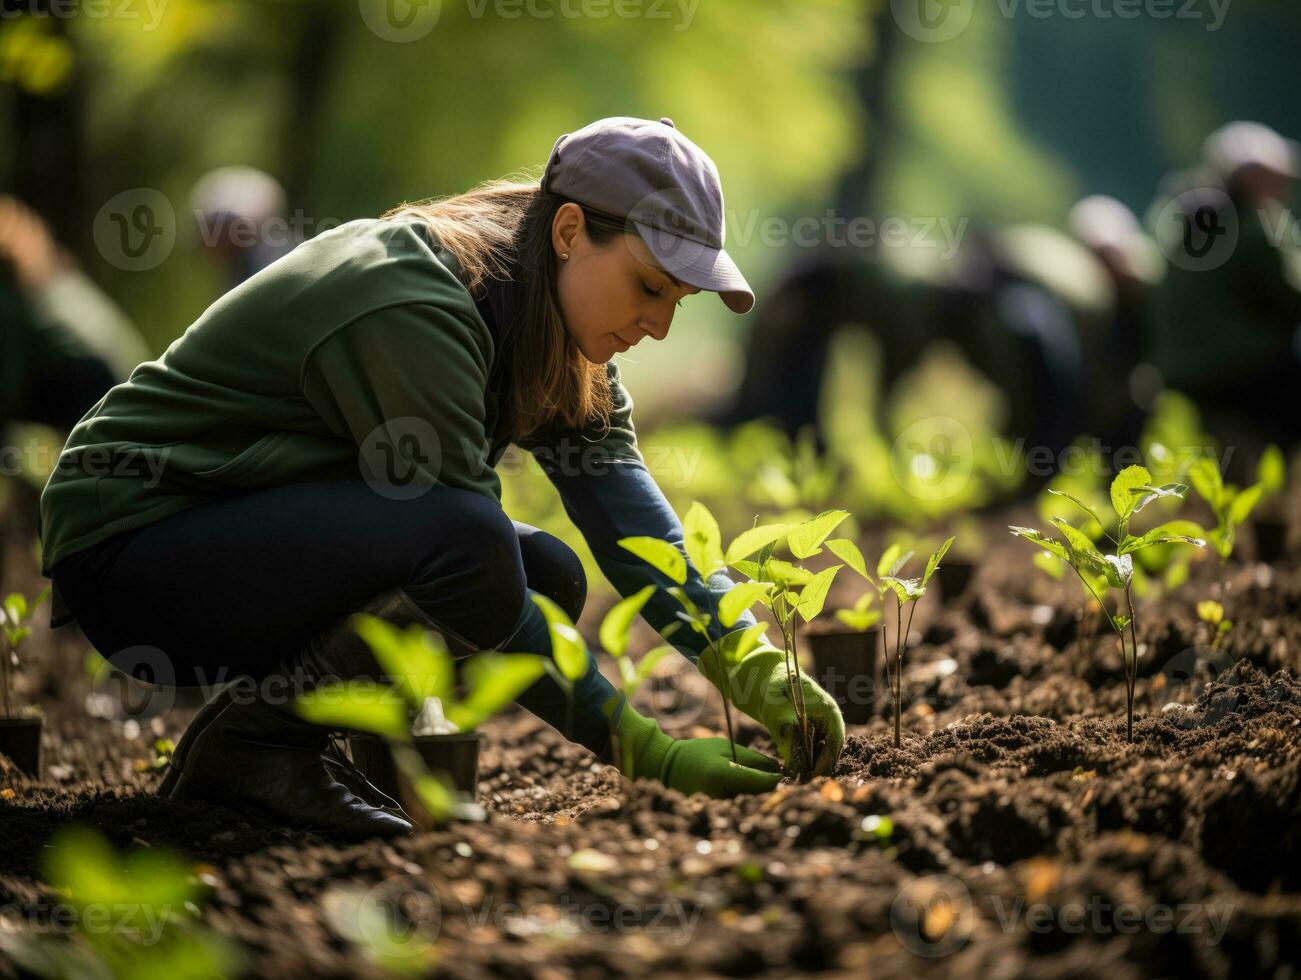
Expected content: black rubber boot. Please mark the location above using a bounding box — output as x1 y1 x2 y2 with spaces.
169 588 460 839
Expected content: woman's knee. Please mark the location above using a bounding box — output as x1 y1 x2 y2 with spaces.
516 526 587 623
405 490 528 612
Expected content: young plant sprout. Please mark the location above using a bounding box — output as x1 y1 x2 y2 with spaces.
532 584 677 778
834 591 882 633
825 536 954 748
296 616 545 822
1011 465 1205 742
1 587 49 719
620 502 778 765
619 503 842 778
1188 452 1268 600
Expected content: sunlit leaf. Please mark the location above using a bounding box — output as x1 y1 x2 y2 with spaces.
826 537 870 581
796 564 842 621
447 654 546 732
787 509 850 559
296 681 408 740
599 585 657 657
1110 465 1153 519
719 581 771 627
618 536 687 585
531 594 588 682
923 536 956 587
682 501 725 577
724 523 791 564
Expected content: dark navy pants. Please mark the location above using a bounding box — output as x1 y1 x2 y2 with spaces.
50 480 619 754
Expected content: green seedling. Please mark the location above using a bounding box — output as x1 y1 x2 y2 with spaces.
824 535 954 748
532 586 676 779
1187 448 1279 595
1011 465 1205 741
834 591 882 632
619 503 835 776
0 823 242 979
619 502 780 766
296 617 545 823
1196 600 1232 650
1 587 49 720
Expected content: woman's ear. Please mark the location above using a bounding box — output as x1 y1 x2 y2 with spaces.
551 202 586 260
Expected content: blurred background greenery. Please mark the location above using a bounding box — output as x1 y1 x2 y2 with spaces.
5 0 1299 407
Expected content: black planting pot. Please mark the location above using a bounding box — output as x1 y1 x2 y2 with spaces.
349 732 483 826
802 627 880 726
936 559 976 600
1253 517 1288 565
0 716 43 778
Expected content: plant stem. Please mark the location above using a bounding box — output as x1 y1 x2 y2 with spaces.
1124 586 1139 743
700 585 739 766
786 616 812 775
1 639 11 719
893 593 903 749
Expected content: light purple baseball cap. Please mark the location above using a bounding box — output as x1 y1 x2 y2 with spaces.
541 116 755 315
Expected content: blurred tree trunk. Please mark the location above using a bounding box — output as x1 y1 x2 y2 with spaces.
281 0 344 216
834 2 897 221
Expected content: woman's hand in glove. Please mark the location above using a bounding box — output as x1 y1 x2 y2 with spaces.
609 699 783 799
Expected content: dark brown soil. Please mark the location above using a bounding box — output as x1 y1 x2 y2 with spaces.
2 495 1299 979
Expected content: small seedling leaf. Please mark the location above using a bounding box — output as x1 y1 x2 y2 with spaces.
882 576 925 602
1188 456 1224 511
1197 600 1224 625
1228 483 1264 528
825 537 870 581
618 536 687 585
787 509 851 559
448 654 547 732
796 564 843 621
353 615 454 709
1010 525 1071 563
599 585 657 657
876 543 902 579
717 622 771 665
1046 488 1105 529
923 536 956 587
1258 444 1286 495
635 644 676 683
296 681 409 740
724 523 792 565
1103 553 1133 587
531 594 589 682
1110 465 1154 520
1118 520 1207 556
719 581 771 627
835 607 882 631
682 501 726 577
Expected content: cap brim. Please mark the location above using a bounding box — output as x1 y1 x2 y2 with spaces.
633 221 755 314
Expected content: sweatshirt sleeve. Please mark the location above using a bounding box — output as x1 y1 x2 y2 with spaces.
515 363 760 667
301 302 502 503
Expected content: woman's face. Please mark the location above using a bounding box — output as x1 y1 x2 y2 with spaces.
552 203 702 364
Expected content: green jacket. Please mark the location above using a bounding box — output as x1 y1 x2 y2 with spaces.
39 217 755 675
40 217 626 571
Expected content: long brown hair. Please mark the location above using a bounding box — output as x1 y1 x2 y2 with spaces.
382 176 622 442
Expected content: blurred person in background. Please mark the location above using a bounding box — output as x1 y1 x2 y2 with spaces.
189 166 293 288
1147 121 1301 452
0 195 149 434
40 117 846 840
712 209 1145 479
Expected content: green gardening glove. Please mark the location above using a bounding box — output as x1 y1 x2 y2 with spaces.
699 634 845 777
608 699 783 799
